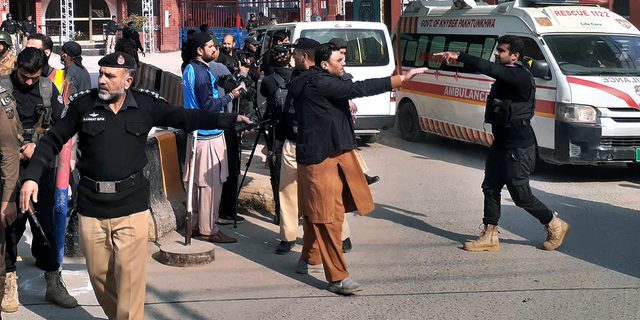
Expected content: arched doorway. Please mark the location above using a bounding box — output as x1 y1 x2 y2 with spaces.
44 0 114 42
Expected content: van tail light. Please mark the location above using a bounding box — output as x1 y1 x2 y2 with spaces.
390 89 396 103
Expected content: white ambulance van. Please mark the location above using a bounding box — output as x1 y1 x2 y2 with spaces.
394 0 640 166
250 21 395 143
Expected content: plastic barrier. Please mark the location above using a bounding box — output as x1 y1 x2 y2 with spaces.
146 129 188 241
135 63 163 92
158 71 184 107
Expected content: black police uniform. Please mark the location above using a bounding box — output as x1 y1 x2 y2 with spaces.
105 20 118 36
21 19 36 36
0 19 19 34
65 63 92 92
6 73 65 274
456 52 553 226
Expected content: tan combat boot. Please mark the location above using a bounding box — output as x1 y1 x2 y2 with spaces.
543 213 570 251
464 224 499 251
44 271 78 308
2 272 19 312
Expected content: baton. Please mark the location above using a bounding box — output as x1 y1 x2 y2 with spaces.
27 201 52 248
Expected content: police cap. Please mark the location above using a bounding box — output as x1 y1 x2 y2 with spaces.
293 38 320 51
188 32 213 48
98 52 136 69
244 36 260 45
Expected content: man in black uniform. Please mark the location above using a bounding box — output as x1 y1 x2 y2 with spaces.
1 47 77 313
20 52 252 320
20 14 35 49
435 35 570 252
0 14 19 52
126 21 144 57
105 15 118 54
61 41 92 92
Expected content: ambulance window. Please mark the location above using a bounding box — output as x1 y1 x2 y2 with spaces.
468 44 483 58
429 36 446 69
482 38 496 60
519 37 546 62
414 36 430 67
405 40 418 65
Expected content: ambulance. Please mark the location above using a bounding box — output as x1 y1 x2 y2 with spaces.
394 0 640 167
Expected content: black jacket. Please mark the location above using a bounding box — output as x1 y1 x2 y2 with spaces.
21 20 36 35
287 66 392 165
457 52 536 148
1 20 19 34
106 20 118 35
261 67 293 141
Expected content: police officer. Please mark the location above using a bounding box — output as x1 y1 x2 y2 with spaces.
0 14 19 52
20 52 252 320
105 15 118 54
0 60 20 319
1 47 77 312
20 14 36 49
435 35 570 252
60 41 91 92
0 31 15 76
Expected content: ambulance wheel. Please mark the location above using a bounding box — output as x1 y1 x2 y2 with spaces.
398 102 425 142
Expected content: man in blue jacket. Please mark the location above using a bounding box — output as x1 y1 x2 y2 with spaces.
183 32 243 243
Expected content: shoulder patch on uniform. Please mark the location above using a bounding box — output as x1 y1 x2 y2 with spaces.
68 89 95 102
0 86 6 94
132 87 167 102
4 106 13 119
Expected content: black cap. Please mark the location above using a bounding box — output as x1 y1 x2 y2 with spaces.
6 13 12 18
328 38 347 49
270 45 291 67
250 13 255 18
293 38 320 50
112 15 116 19
244 36 260 45
98 52 136 69
188 32 213 48
62 41 82 57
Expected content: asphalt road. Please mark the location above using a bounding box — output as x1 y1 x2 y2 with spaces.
7 127 640 319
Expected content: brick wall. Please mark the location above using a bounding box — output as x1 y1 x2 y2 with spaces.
159 0 180 52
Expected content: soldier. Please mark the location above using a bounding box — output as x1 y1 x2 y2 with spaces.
0 53 20 320
0 32 15 76
0 14 19 52
60 41 92 92
114 28 140 65
1 47 77 312
20 14 35 50
20 52 251 320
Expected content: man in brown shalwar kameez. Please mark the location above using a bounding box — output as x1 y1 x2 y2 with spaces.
287 43 427 294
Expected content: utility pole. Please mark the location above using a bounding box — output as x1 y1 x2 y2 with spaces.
60 0 75 44
143 0 155 53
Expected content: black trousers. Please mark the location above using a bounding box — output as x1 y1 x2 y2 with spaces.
482 144 553 226
6 167 59 273
219 130 239 217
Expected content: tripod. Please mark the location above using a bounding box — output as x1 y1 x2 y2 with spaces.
236 98 282 225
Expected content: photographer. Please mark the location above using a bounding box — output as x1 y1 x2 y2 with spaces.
183 32 244 243
261 31 290 76
434 35 569 252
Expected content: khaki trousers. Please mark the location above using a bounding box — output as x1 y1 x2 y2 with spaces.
106 35 116 54
79 210 149 320
279 140 350 242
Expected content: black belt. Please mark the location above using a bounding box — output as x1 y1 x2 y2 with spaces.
80 171 143 194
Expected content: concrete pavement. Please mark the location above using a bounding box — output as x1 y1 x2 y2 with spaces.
4 51 640 319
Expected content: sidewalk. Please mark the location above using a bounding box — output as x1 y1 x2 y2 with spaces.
4 134 283 320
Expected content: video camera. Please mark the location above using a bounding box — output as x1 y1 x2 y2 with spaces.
217 73 257 100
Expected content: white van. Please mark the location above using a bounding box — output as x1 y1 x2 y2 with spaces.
394 0 640 167
249 21 395 143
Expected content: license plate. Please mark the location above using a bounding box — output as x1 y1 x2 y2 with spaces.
636 148 640 162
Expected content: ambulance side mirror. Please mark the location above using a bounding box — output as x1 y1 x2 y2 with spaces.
530 61 552 80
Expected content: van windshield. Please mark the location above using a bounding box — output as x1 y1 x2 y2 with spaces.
300 29 389 66
545 35 640 76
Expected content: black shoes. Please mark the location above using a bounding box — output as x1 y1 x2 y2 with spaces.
217 214 245 225
365 174 380 185
342 237 352 253
275 240 295 255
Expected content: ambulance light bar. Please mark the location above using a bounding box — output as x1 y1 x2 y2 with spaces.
529 0 609 5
